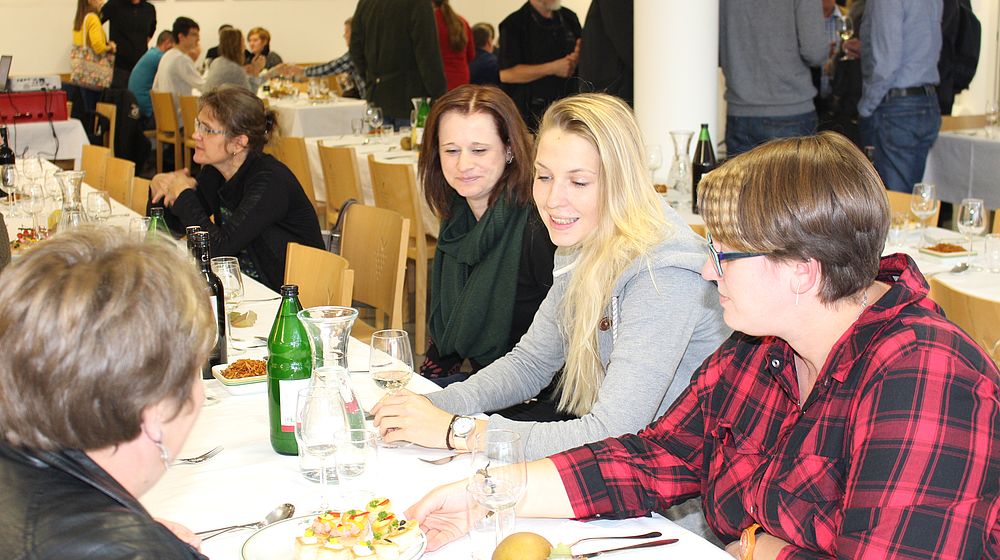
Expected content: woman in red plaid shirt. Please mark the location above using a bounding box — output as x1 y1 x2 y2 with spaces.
406 130 1000 559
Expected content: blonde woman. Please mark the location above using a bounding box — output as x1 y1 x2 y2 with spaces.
373 93 729 459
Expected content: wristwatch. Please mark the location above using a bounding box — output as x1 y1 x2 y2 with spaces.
447 415 476 450
740 523 763 560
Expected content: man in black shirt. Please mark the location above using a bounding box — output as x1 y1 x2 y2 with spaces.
101 0 157 89
498 0 581 130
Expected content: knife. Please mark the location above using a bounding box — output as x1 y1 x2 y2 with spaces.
572 538 679 559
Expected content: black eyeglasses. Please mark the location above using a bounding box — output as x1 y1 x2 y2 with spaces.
706 232 768 277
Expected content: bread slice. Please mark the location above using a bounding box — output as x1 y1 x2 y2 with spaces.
294 536 321 560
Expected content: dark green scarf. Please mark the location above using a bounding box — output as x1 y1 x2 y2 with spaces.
429 195 528 365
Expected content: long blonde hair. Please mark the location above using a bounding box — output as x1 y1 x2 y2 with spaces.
537 94 669 416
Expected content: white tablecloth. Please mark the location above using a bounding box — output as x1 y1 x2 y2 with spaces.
5 119 89 168
886 226 1000 303
269 96 368 138
923 129 1000 208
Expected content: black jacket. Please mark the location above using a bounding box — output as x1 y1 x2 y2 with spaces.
0 445 205 559
166 151 325 291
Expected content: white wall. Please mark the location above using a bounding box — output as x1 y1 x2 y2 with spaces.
1 0 591 76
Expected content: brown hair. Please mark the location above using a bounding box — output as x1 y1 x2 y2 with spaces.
0 227 215 451
698 131 889 303
248 26 271 51
433 0 468 53
218 27 245 65
199 85 277 153
73 0 98 32
419 84 533 219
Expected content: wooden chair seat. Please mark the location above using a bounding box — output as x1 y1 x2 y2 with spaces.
928 277 1000 365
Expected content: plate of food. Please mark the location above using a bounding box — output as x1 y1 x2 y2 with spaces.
212 359 268 395
919 242 975 258
242 498 425 560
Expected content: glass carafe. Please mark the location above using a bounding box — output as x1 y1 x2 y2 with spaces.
54 171 88 232
667 130 694 196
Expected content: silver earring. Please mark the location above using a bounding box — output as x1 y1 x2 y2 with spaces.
505 149 513 164
794 281 801 307
154 439 171 469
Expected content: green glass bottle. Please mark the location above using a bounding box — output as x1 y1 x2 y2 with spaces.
147 206 172 240
414 97 431 149
267 284 312 455
691 124 716 215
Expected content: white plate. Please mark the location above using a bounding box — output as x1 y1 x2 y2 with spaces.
241 514 426 560
211 363 267 395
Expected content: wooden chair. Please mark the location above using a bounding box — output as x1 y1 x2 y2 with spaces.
285 242 354 309
317 144 364 225
104 156 135 206
689 223 706 238
276 136 327 228
95 102 116 153
150 91 184 173
886 189 940 226
81 144 111 189
179 95 200 171
928 277 1000 365
339 204 409 344
940 114 987 132
993 209 1000 234
367 154 435 352
129 177 151 215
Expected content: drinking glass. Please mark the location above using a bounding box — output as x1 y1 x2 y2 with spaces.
129 217 151 240
334 428 379 504
910 183 939 245
20 156 43 186
24 182 46 235
366 105 384 143
985 234 1000 273
369 329 414 397
986 100 999 137
956 198 985 271
467 430 527 560
296 387 347 511
837 17 854 60
644 144 663 184
86 190 112 223
1 164 18 216
351 117 365 137
210 256 245 312
888 212 908 247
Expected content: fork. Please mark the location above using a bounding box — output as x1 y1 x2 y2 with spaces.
566 531 662 549
418 453 461 465
175 445 223 465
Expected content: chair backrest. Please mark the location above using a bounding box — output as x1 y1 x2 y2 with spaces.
275 136 318 208
993 209 999 234
150 91 180 135
129 177 151 215
104 156 135 205
284 242 354 308
95 102 117 152
940 114 987 132
179 95 199 144
318 144 363 210
367 154 426 249
886 189 940 226
340 204 409 329
928 277 1000 365
81 144 111 189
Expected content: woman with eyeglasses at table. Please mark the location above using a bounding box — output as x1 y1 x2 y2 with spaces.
406 132 1000 559
150 85 324 291
0 227 215 558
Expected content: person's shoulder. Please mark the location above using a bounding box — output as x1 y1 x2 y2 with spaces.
501 3 532 28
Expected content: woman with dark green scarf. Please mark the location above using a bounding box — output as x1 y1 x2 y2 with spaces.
417 85 556 402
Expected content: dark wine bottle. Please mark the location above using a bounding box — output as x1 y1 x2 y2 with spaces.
185 225 201 259
267 284 312 455
0 127 14 166
691 123 716 215
191 231 228 378
0 126 14 198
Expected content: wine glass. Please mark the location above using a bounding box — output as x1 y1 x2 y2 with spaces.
0 164 18 217
210 256 245 312
467 430 527 558
334 428 379 505
351 117 365 138
644 144 663 185
23 182 46 235
86 190 112 223
985 100 999 137
837 17 854 60
296 387 347 511
910 183 939 246
366 105 383 143
956 198 985 271
370 329 413 448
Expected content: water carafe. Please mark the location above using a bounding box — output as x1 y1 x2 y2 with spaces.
667 130 694 196
54 171 88 232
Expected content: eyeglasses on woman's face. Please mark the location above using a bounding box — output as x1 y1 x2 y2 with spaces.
195 119 226 136
706 232 769 277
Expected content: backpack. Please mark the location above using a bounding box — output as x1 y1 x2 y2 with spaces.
946 0 981 93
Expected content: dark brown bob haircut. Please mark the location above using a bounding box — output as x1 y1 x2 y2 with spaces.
698 131 889 303
0 227 215 451
419 84 533 220
199 85 277 153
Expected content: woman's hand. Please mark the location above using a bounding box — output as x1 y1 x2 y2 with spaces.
404 479 471 552
150 170 196 207
842 37 861 60
107 41 117 53
246 55 266 76
273 63 304 78
371 390 453 448
155 518 202 551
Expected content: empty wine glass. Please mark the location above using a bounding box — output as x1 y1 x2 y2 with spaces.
210 256 245 312
956 198 985 271
334 428 379 505
86 190 112 223
985 100 999 137
837 17 854 60
467 430 527 559
351 117 365 137
296 387 347 511
910 183 939 246
24 182 46 235
0 164 18 217
366 105 384 143
644 144 663 185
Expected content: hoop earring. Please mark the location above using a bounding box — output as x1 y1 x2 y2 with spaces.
794 280 801 307
505 148 513 165
154 439 171 469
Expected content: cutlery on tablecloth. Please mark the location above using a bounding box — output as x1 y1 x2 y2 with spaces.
175 445 223 465
565 531 662 550
571 538 678 559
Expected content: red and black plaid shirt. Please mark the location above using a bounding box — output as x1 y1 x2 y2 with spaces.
551 255 1000 559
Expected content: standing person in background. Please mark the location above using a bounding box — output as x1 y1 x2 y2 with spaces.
433 0 474 91
350 0 446 128
275 17 364 99
246 27 283 71
498 0 582 130
469 23 499 86
71 0 117 122
813 0 845 130
858 0 942 193
577 0 633 106
719 0 827 157
101 0 156 89
128 29 174 130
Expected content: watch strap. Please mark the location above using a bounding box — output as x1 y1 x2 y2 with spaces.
445 415 459 451
740 523 762 560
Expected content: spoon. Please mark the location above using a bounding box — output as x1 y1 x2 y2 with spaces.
196 503 296 539
949 261 970 274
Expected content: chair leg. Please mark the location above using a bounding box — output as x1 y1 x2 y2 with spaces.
415 257 427 354
173 141 183 172
155 140 163 174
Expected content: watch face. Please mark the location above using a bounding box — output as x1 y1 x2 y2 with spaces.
453 416 476 437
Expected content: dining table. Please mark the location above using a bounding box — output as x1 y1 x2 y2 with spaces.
885 225 1000 303
268 95 368 138
923 128 1000 209
4 118 89 168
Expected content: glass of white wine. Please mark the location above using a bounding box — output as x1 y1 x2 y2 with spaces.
370 329 413 395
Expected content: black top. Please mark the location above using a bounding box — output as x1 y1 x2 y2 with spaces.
469 48 500 86
100 0 157 71
166 152 325 291
577 0 633 106
0 445 205 559
498 2 581 129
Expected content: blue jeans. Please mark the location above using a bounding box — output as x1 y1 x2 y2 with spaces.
859 94 941 193
725 111 817 157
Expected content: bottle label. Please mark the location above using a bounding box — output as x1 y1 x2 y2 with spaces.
415 127 425 146
209 295 220 324
278 377 311 432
